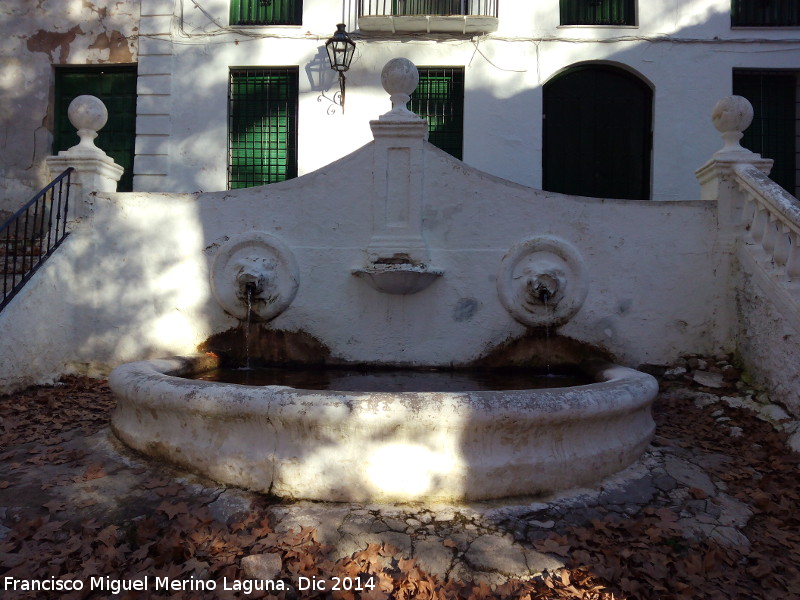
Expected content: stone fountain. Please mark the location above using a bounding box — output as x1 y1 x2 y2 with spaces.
109 59 658 503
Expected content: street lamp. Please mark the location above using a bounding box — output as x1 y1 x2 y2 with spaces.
325 24 356 113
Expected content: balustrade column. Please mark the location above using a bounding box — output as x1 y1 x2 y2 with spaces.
773 224 790 269
750 202 767 245
786 232 800 280
762 215 778 257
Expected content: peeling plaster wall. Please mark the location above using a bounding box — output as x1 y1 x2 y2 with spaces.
0 0 138 214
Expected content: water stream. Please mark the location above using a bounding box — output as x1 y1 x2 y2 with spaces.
243 286 253 371
543 295 551 375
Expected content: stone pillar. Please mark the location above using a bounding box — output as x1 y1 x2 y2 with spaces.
695 96 772 239
354 58 442 295
45 95 124 221
367 58 430 265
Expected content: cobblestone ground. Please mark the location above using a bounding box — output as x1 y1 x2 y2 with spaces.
1 356 799 599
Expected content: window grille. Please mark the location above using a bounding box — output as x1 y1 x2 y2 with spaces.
228 68 298 189
53 66 137 192
732 0 800 26
410 67 465 160
230 0 302 25
559 0 635 26
733 70 798 196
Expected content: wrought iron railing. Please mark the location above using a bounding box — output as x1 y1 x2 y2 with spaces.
359 0 498 17
1 168 73 310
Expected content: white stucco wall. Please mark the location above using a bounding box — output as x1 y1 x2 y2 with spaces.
735 248 800 416
145 0 800 201
0 189 210 392
3 1 799 207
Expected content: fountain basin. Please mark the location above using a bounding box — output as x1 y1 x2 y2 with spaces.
109 354 657 503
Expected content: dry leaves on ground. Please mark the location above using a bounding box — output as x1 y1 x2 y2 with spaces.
1 375 799 599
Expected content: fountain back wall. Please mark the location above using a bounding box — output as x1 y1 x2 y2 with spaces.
0 60 730 394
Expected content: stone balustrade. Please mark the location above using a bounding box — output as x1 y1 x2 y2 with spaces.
734 163 800 283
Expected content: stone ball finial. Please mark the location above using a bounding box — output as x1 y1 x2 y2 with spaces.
67 95 108 153
711 95 754 155
381 58 419 116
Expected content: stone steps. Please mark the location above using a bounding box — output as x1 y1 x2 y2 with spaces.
0 238 44 276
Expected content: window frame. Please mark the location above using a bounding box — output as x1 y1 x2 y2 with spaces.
732 69 798 196
559 0 637 27
542 64 653 200
228 67 299 189
53 65 138 192
731 0 800 27
409 66 465 161
229 0 303 26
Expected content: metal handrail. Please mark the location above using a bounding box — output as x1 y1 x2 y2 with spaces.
359 0 498 17
1 168 74 310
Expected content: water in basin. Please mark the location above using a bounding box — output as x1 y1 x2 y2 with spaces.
193 366 592 392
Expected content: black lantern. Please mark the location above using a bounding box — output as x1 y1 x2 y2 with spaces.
325 24 356 113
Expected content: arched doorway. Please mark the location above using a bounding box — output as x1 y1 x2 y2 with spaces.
543 65 653 200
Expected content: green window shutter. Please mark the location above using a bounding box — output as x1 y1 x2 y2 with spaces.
410 67 464 160
230 0 302 25
53 66 137 192
731 0 800 26
560 0 635 25
733 70 797 195
228 68 298 189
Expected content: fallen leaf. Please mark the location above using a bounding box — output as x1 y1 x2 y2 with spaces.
156 500 190 519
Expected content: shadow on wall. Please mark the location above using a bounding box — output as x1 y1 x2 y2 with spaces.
160 3 739 200
1 0 759 538
102 0 733 510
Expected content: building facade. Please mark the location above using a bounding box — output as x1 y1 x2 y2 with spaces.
2 0 800 210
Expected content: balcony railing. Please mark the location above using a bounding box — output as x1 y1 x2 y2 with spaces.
358 0 498 33
359 1 498 17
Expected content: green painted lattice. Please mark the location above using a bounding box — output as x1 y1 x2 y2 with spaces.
731 0 800 26
228 68 298 189
559 0 635 25
410 67 465 160
230 0 302 25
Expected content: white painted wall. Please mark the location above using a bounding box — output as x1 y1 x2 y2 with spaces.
142 0 800 201
3 0 799 207
0 122 731 393
736 253 800 416
0 189 211 392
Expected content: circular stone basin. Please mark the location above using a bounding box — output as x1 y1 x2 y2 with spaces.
109 354 658 503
